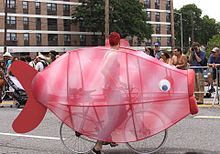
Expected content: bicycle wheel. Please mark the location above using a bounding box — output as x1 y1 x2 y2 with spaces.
126 129 167 154
60 122 96 154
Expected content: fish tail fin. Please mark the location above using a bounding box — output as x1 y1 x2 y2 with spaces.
9 61 47 133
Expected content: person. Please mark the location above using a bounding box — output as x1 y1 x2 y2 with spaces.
35 54 50 72
207 47 220 93
92 32 126 154
171 47 188 70
153 42 161 59
188 42 206 104
0 58 5 104
25 56 36 68
50 50 58 62
2 52 12 76
159 50 172 65
144 47 154 57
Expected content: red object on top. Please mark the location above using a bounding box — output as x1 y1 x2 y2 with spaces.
10 46 198 143
108 32 120 46
105 39 130 48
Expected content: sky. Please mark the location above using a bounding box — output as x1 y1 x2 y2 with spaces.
173 0 220 22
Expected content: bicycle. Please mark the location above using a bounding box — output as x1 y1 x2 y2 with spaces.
59 87 167 154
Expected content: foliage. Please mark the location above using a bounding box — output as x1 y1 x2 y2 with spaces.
174 4 220 51
207 35 220 56
72 0 153 42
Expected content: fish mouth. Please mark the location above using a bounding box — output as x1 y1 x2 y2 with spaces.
188 69 198 114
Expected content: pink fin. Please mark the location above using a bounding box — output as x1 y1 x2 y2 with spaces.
9 61 47 133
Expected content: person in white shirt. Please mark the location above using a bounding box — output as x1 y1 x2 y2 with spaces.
35 54 49 72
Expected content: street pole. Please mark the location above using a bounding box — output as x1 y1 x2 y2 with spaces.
180 13 183 51
4 0 8 53
104 0 109 39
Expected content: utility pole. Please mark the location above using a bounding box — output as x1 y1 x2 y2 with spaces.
180 13 183 51
191 13 194 43
104 0 109 39
4 0 8 53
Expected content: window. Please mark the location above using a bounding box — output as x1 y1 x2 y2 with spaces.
166 0 171 10
48 19 57 31
167 37 172 46
155 0 160 9
7 33 17 41
24 33 29 41
166 25 171 34
23 17 29 29
146 11 151 20
64 19 70 31
48 34 58 46
63 4 70 16
7 0 16 9
35 2 40 9
22 1 28 13
36 33 41 45
144 0 150 8
156 24 160 34
23 17 28 25
36 18 41 30
35 2 41 14
80 35 86 46
47 3 57 15
7 16 16 29
22 1 28 9
7 0 16 13
155 12 160 22
64 34 71 46
166 12 171 22
24 33 29 46
7 16 16 25
63 4 70 11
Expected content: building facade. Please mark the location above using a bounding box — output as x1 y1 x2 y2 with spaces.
0 0 100 53
142 0 174 49
0 0 174 53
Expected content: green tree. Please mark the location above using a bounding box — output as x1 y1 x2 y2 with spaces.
199 16 220 46
174 4 202 49
73 0 153 44
174 4 220 50
207 34 220 56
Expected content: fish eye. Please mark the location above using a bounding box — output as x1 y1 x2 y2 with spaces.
159 79 171 92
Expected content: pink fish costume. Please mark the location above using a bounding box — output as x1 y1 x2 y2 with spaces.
10 46 198 143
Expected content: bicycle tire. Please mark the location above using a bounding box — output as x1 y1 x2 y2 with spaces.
60 122 96 154
126 129 167 154
124 110 168 154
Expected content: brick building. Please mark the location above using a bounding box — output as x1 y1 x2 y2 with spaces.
0 0 174 53
142 0 174 49
0 0 95 53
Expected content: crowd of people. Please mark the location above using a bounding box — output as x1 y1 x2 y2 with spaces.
0 51 61 104
144 41 220 105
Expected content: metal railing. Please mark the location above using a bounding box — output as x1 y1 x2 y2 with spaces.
188 66 219 105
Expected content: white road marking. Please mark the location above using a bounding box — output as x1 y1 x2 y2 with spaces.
194 116 220 119
0 132 60 140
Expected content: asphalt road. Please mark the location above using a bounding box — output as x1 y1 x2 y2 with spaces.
0 105 220 154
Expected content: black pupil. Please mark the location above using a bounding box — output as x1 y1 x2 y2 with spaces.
162 85 168 91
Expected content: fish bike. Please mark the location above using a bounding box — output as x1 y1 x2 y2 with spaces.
59 88 168 154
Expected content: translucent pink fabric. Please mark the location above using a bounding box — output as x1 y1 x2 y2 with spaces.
32 47 197 142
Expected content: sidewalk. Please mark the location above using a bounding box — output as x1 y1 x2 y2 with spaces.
0 100 16 107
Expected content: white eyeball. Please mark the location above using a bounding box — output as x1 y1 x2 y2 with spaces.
159 79 171 92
